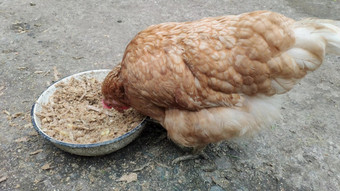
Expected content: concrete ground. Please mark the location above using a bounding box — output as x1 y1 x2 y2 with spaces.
1 0 340 190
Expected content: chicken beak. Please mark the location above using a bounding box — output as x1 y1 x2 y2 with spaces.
102 99 113 109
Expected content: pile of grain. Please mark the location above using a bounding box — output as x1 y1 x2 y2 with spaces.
37 77 144 144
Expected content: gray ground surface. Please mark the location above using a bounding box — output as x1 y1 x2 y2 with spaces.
1 0 340 190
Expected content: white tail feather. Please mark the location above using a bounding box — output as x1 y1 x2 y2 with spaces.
322 21 340 54
303 19 340 55
295 19 340 54
287 19 340 73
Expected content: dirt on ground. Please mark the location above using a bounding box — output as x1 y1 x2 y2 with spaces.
0 0 339 190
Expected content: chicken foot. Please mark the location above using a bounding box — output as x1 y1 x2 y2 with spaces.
172 146 208 165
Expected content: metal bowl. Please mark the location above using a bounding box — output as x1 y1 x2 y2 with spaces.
31 69 146 156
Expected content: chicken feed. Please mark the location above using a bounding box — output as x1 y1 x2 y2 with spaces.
37 77 144 144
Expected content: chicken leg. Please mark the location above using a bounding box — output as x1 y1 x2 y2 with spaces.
172 146 208 165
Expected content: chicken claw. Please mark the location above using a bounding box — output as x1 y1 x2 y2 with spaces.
172 146 209 165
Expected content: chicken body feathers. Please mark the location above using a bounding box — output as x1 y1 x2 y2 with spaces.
104 10 340 148
165 95 282 148
122 11 296 112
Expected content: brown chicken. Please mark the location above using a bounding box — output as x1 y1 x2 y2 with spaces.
102 11 340 161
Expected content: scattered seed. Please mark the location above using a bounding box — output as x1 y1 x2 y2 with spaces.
12 112 24 118
72 56 84 60
34 71 44 74
17 66 27 70
41 163 52 170
53 66 60 81
2 110 10 116
29 131 38 136
15 137 29 142
0 176 7 183
132 162 150 172
30 149 43 155
117 173 137 183
24 123 32 128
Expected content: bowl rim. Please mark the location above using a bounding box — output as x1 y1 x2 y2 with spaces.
31 69 147 148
